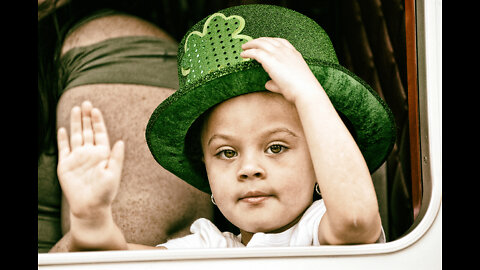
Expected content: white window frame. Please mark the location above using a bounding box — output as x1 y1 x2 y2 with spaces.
38 0 442 269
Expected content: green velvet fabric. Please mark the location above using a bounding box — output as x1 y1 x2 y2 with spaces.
146 4 396 194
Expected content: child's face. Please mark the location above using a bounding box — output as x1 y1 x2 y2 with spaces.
201 92 317 235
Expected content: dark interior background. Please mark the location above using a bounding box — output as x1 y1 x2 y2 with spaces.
38 0 413 243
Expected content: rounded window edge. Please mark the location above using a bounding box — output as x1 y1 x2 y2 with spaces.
39 0 442 266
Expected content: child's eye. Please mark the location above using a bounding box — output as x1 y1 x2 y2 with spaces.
217 149 237 159
266 144 287 154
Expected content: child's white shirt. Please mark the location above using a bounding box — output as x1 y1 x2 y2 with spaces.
157 199 385 249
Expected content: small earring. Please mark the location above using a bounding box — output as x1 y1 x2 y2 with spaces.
315 183 321 196
211 194 217 205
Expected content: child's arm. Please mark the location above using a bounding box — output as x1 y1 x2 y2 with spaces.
57 101 165 251
241 38 382 245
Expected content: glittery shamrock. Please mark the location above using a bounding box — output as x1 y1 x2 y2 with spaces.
181 13 253 83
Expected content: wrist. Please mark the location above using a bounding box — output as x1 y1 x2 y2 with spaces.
292 82 328 108
69 206 113 229
69 203 114 225
69 207 127 251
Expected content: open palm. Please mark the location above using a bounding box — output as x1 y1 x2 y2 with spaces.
57 101 124 219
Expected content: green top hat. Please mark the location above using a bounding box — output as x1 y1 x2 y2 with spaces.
146 4 396 194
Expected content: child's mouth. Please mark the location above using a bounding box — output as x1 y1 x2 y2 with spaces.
240 196 270 204
239 191 272 204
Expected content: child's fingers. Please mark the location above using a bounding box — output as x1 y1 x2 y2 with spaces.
70 106 83 150
81 101 94 145
241 48 281 79
241 38 294 67
106 140 125 174
91 108 110 147
272 37 295 49
265 80 280 93
242 37 279 52
240 48 271 65
57 127 70 161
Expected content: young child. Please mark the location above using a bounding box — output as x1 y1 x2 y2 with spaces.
56 4 394 250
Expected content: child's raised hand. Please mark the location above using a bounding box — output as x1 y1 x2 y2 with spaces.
57 101 124 220
241 37 322 104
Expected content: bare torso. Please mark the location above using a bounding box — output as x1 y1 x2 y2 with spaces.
49 13 214 252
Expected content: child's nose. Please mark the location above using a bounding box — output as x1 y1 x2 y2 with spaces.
237 156 266 181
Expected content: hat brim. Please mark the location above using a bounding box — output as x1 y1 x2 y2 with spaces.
146 60 396 194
